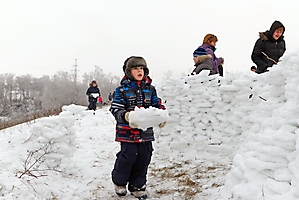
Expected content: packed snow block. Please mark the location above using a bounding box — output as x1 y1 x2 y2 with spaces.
290 179 299 197
230 183 264 200
274 168 293 182
219 85 240 92
266 178 291 195
209 96 222 102
167 107 180 114
257 152 288 163
257 134 295 151
194 102 213 108
232 79 253 87
255 144 293 158
165 99 180 107
244 156 287 171
193 134 208 143
193 122 208 131
128 107 169 131
224 126 240 136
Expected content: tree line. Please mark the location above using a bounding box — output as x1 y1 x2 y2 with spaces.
0 66 119 129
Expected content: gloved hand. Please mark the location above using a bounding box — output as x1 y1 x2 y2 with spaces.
125 112 130 122
125 112 139 129
159 121 167 128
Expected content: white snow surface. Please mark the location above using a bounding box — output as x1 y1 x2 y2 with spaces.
128 107 169 131
1 49 299 199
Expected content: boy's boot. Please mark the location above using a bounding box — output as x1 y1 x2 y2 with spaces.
114 183 127 196
129 185 148 199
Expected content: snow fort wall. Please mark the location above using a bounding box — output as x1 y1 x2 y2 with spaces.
157 49 299 199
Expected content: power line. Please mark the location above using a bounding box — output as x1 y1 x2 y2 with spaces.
72 59 78 84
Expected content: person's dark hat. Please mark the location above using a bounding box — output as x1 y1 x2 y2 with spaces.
124 56 149 80
91 80 97 84
193 47 207 57
269 21 285 37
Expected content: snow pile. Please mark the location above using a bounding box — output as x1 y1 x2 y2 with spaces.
223 50 299 200
129 106 168 130
157 49 299 199
24 105 80 174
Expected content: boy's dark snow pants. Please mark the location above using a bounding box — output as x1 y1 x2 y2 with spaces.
112 142 153 191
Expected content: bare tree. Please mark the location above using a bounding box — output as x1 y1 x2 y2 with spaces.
0 66 119 128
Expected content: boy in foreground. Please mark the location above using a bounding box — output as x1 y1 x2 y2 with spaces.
109 56 166 199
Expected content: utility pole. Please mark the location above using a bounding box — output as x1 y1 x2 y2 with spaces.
72 59 78 84
72 59 78 104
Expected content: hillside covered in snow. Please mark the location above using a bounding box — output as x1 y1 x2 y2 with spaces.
1 49 299 199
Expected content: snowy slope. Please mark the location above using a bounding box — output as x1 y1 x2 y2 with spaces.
0 105 228 200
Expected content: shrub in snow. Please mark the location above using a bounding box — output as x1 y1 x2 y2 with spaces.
19 105 80 178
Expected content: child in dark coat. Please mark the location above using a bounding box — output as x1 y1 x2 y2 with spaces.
251 21 286 74
86 81 101 111
110 56 166 199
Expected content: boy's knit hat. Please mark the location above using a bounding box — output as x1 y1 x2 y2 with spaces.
193 47 207 57
203 34 218 44
124 56 149 80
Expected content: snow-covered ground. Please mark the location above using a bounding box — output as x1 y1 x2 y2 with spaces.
1 49 299 199
0 105 229 200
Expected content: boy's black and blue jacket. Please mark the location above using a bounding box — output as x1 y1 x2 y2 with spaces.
110 76 165 143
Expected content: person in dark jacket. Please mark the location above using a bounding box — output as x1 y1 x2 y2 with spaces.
86 80 101 111
251 21 286 74
109 56 166 199
108 92 113 101
197 34 224 76
191 47 215 75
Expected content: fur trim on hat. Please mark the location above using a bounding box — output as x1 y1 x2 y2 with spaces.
259 32 284 41
123 56 135 73
124 56 149 81
259 32 268 41
194 54 212 64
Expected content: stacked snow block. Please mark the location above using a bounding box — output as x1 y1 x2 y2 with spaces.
26 105 79 172
158 49 299 199
223 49 299 200
158 71 258 151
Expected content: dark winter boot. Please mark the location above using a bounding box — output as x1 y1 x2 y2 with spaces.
129 185 148 199
114 184 127 196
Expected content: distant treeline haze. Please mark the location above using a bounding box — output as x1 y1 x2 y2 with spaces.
0 66 119 128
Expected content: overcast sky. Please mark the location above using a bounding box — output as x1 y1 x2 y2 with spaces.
1 0 299 82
